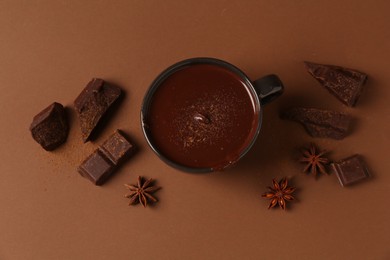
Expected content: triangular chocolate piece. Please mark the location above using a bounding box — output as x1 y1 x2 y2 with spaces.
304 61 367 107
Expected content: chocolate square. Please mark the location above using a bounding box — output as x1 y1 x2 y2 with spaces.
78 149 115 185
331 154 370 186
99 130 135 165
78 129 136 185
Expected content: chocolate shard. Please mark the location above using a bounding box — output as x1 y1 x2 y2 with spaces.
78 130 136 185
281 107 353 140
29 102 69 151
74 78 121 142
331 154 370 187
304 61 367 107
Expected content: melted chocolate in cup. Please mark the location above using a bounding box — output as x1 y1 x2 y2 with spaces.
142 58 283 172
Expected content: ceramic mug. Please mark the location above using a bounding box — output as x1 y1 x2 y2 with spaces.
141 57 283 173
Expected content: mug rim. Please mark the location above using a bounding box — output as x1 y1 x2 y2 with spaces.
140 57 263 173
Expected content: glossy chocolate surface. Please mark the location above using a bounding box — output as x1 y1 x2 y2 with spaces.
145 64 259 169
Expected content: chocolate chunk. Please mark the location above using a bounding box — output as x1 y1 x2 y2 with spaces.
78 130 135 185
331 154 370 186
100 130 136 165
29 102 69 151
304 61 367 107
74 78 121 142
281 107 352 140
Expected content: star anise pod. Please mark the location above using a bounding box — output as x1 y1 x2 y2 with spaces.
124 176 161 207
300 143 330 177
262 178 296 210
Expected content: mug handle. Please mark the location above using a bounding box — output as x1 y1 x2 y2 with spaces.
253 74 284 105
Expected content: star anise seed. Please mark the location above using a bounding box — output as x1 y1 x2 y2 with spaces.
299 143 330 177
124 176 161 207
262 178 296 210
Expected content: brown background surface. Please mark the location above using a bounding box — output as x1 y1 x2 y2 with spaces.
1 1 389 259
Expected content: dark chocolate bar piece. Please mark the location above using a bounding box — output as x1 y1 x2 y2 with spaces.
29 102 69 151
78 130 135 185
331 154 370 186
78 149 114 185
100 130 136 165
74 78 121 142
304 61 367 107
281 107 352 140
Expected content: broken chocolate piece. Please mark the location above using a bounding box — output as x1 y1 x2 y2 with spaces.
78 130 135 185
74 78 121 142
331 154 370 186
304 61 367 107
281 107 352 140
29 102 69 151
